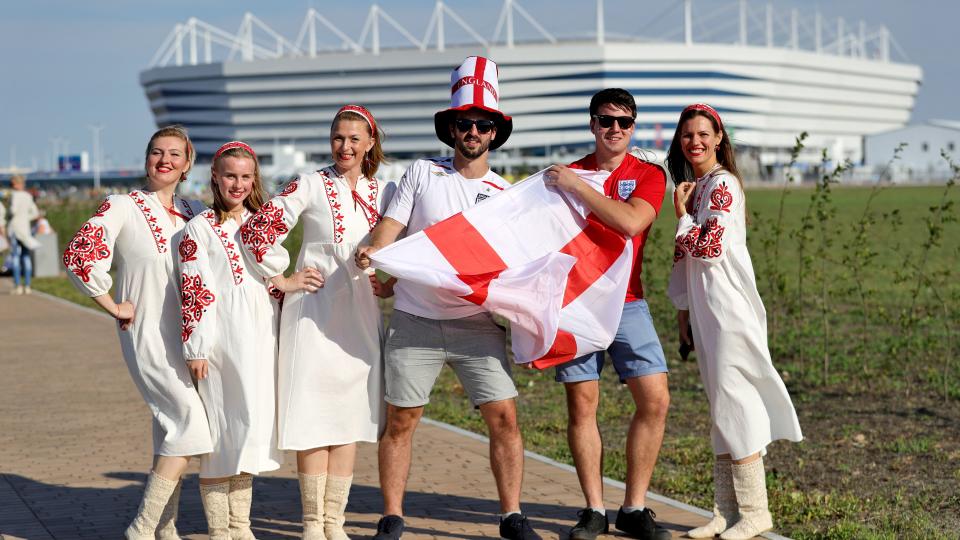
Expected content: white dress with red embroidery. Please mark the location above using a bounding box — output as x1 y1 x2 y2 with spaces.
62 190 213 457
667 170 802 460
179 209 284 477
240 166 396 450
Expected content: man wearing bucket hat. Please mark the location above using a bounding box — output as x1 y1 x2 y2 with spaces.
356 56 541 540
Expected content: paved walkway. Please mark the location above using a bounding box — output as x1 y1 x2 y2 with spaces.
0 278 784 539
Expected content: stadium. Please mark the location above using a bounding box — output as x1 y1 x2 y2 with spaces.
139 0 922 179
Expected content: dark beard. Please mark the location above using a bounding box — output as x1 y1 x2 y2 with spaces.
455 136 489 159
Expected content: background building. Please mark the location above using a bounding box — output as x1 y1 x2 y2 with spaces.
139 0 922 181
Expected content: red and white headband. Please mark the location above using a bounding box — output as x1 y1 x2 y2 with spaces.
213 141 257 162
336 105 377 137
683 103 724 131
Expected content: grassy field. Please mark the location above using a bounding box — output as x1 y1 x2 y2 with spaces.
37 180 959 539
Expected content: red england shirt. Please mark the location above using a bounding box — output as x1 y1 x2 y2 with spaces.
569 153 666 302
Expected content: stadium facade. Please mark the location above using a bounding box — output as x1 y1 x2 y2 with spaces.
139 1 922 175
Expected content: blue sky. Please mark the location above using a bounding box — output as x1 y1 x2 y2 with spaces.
1 1 954 170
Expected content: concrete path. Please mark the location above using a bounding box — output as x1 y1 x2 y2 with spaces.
0 278 784 539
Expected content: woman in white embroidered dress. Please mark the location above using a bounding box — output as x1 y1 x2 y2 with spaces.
180 141 285 539
62 126 212 540
666 103 802 540
240 105 395 540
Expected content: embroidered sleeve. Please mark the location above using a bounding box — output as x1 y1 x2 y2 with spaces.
673 175 741 266
180 221 218 358
239 176 311 278
62 195 126 297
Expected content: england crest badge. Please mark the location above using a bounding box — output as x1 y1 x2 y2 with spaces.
617 179 637 200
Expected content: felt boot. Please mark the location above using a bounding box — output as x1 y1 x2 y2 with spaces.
299 473 328 540
155 479 182 540
323 475 353 540
720 459 773 540
688 458 738 538
124 472 179 540
200 481 232 540
228 475 256 540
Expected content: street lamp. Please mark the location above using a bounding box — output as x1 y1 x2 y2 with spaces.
88 125 104 190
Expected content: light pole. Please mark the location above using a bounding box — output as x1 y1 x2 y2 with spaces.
89 125 104 190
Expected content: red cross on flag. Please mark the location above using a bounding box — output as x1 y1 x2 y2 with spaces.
371 169 633 369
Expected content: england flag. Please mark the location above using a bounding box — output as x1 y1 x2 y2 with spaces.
370 169 633 369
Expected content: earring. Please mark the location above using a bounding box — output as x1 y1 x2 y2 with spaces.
715 145 719 152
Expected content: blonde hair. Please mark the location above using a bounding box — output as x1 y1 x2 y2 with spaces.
210 147 266 224
332 110 387 179
145 125 196 181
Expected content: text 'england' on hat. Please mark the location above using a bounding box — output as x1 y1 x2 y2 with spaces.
434 56 513 150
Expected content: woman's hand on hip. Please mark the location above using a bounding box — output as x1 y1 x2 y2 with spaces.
187 359 208 380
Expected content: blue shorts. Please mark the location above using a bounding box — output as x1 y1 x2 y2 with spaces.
555 299 668 384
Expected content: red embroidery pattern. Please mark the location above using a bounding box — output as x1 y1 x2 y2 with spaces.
63 222 111 283
202 210 244 285
709 181 733 213
321 168 347 244
279 179 299 197
241 200 289 263
267 283 285 304
94 199 111 217
673 243 685 263
174 196 198 220
181 273 216 342
129 192 167 254
179 233 198 262
677 217 725 259
365 178 380 230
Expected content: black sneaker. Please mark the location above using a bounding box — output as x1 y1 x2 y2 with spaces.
614 507 671 540
569 508 609 540
372 515 405 540
500 513 543 540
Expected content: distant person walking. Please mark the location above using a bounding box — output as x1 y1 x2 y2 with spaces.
180 141 283 539
62 126 212 540
667 103 802 540
240 105 394 540
8 175 40 294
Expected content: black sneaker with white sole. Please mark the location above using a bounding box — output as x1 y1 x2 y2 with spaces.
569 508 609 540
500 513 543 540
614 507 671 540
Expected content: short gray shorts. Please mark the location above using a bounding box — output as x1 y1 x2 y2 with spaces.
384 310 518 408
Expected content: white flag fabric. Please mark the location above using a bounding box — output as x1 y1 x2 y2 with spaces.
371 169 633 369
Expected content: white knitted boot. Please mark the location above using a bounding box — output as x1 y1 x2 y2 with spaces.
155 479 182 540
720 459 773 540
124 472 179 540
688 458 738 538
323 475 353 540
200 481 232 540
228 475 257 540
299 473 328 540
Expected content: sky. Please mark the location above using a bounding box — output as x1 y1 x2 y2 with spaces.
1 0 955 171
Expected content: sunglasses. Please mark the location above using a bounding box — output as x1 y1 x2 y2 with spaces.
454 118 497 134
593 114 635 129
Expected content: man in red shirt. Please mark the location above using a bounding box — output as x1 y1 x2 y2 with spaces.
544 88 670 540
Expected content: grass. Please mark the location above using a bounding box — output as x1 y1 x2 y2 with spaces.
38 182 960 539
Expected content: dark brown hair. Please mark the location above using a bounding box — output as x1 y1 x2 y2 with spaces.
210 147 266 224
589 88 637 118
666 109 743 190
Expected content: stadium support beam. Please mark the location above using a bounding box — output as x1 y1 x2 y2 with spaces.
765 3 773 47
684 0 692 45
596 0 604 45
493 0 556 48
360 5 423 55
294 8 363 55
423 2 488 51
739 0 747 46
